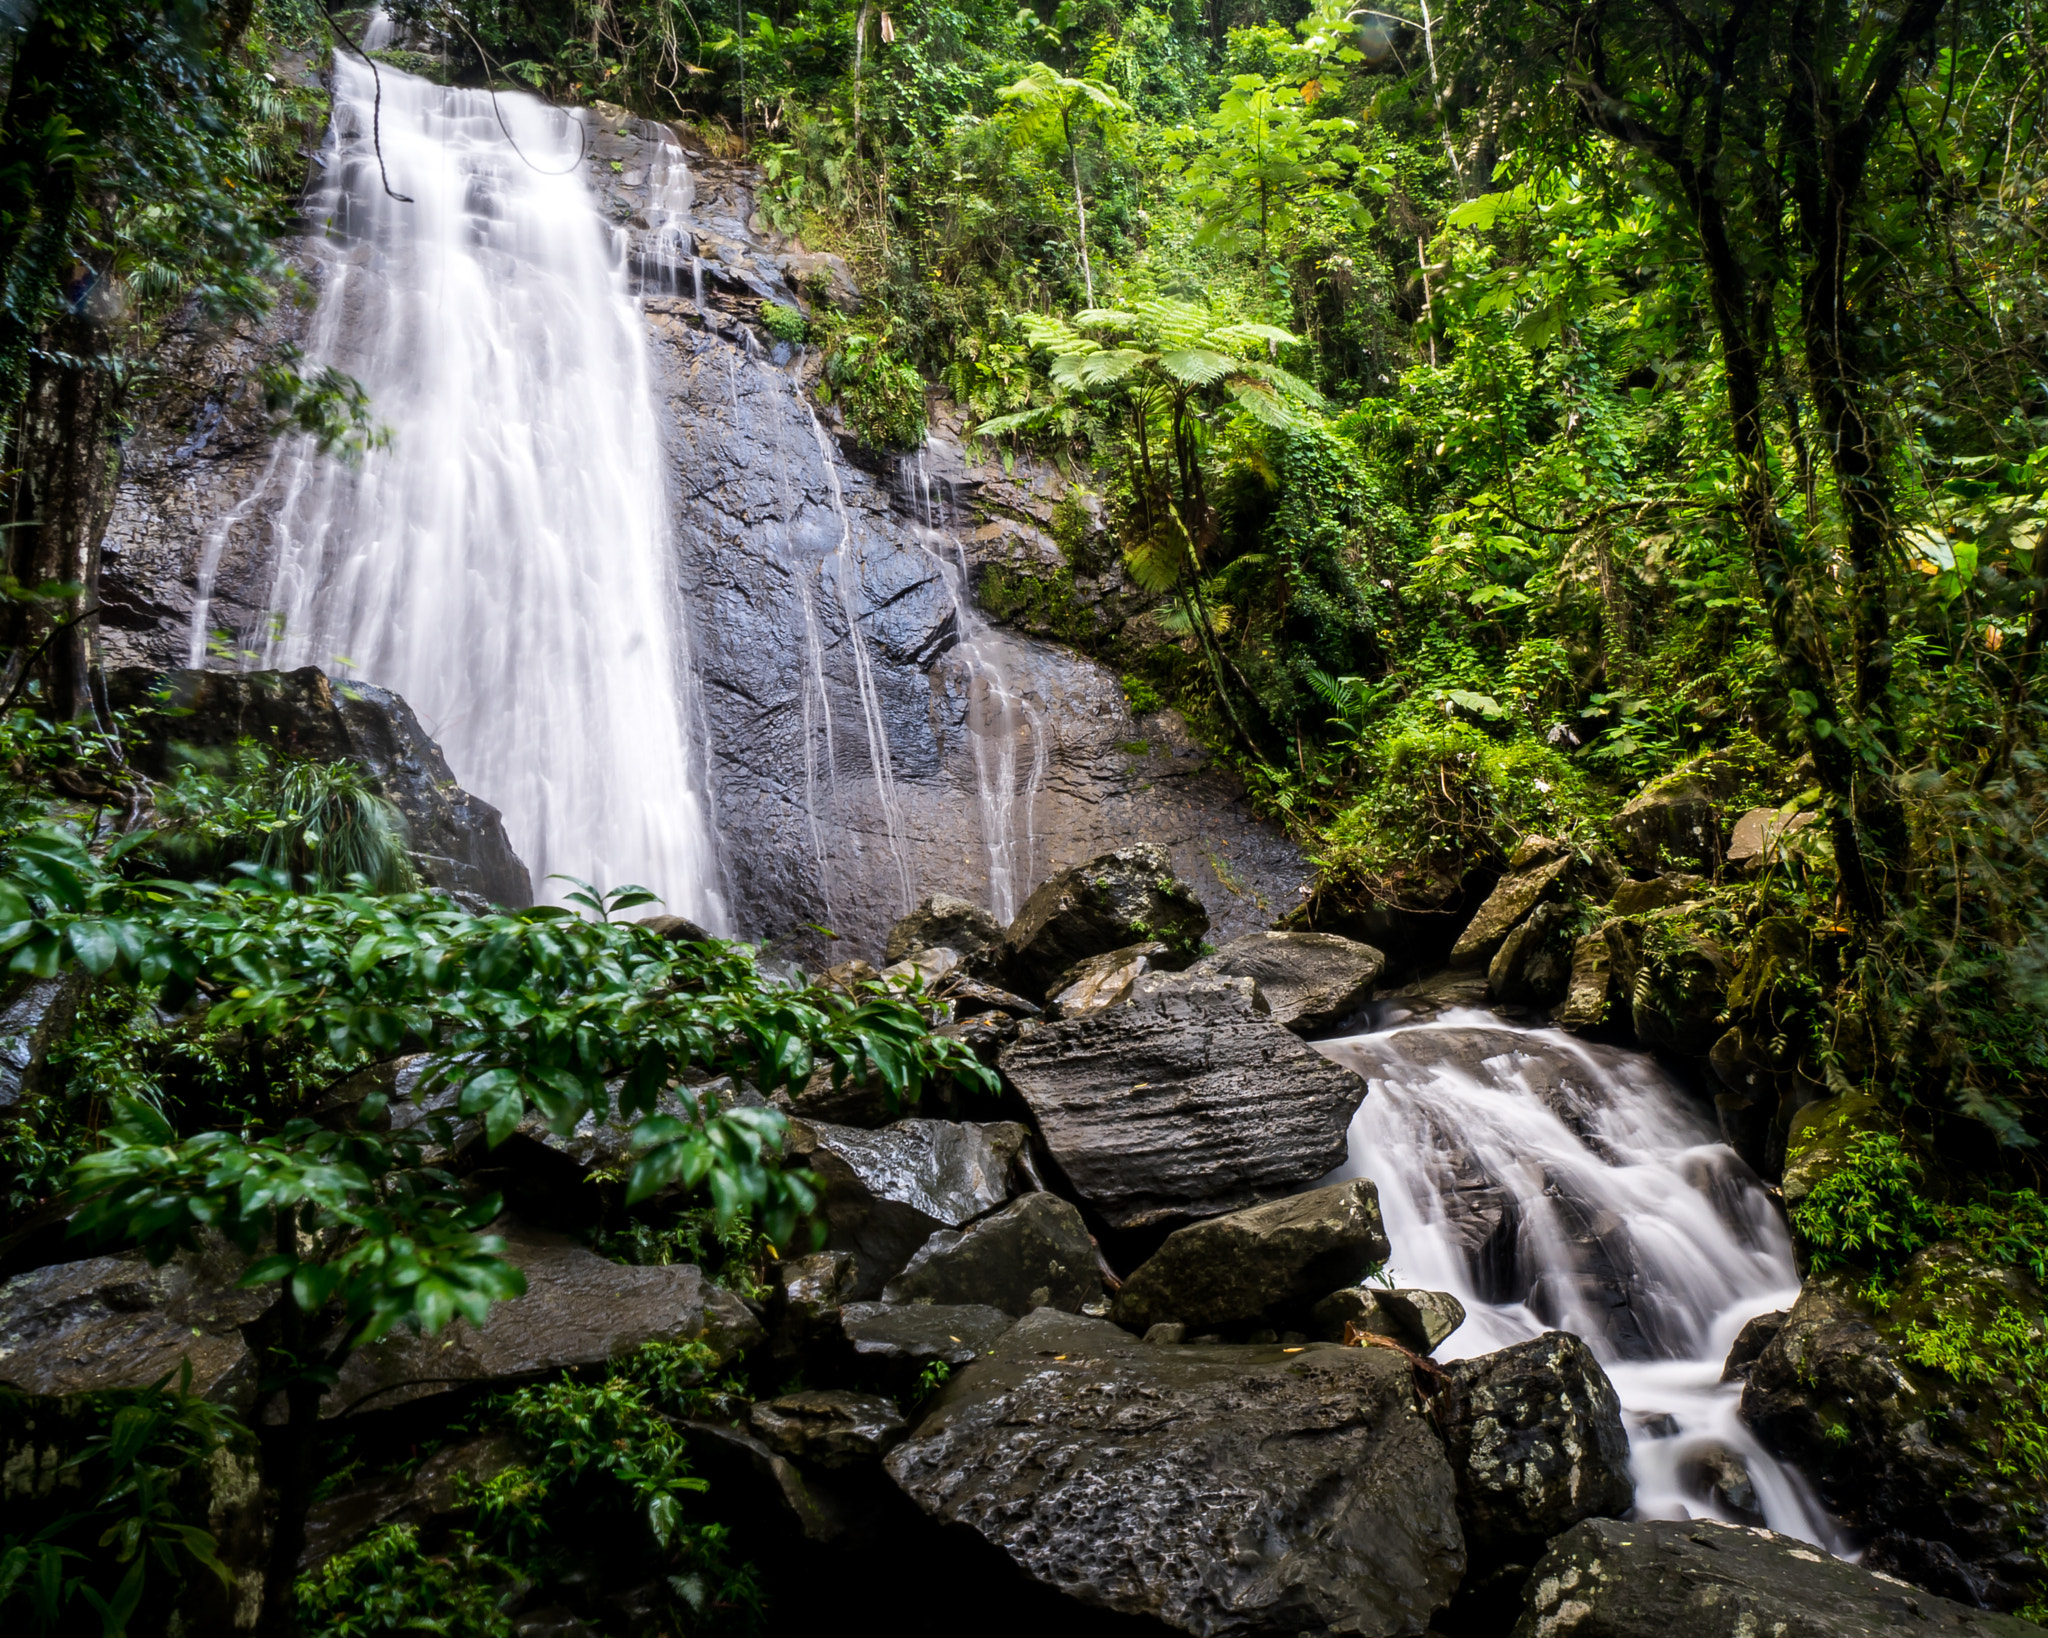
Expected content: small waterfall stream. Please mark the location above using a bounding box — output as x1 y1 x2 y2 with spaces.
209 53 725 922
1313 1008 1848 1550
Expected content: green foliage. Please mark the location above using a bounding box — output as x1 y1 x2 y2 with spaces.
1899 1305 2048 1482
296 1525 515 1638
1790 1133 1944 1294
0 1371 245 1636
759 300 811 345
820 325 928 450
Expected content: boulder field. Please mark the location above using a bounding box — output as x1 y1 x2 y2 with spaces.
2 836 2040 1638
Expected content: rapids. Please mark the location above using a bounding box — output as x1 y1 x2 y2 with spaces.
1313 1006 1850 1550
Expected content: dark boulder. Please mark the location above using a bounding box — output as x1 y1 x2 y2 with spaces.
1186 930 1385 1031
636 913 715 944
1741 1248 2048 1610
839 1302 1015 1372
1311 1286 1466 1351
1488 902 1574 1007
885 1308 1465 1637
750 1389 907 1467
325 1218 762 1417
886 894 1003 962
783 1117 1028 1295
928 970 1041 1021
1112 1180 1390 1332
1435 1331 1634 1561
1511 1518 2041 1638
768 1249 861 1361
1611 753 1740 873
301 1431 529 1571
996 985 1367 1230
998 843 1209 998
882 1192 1102 1315
0 1240 274 1414
1720 1310 1788 1382
0 974 81 1112
106 666 531 907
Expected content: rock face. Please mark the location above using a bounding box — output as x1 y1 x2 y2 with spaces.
998 844 1210 998
1741 1251 2048 1610
885 1308 1466 1637
885 894 1003 961
1113 1180 1390 1332
1435 1331 1634 1561
784 1117 1026 1294
105 666 531 907
997 989 1369 1229
1511 1518 2041 1638
1611 754 1739 872
99 136 1311 963
1186 930 1385 1031
882 1192 1102 1315
0 1243 274 1414
327 1220 762 1416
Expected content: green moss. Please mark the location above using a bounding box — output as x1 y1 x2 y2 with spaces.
1121 673 1165 714
977 563 1097 645
759 301 810 345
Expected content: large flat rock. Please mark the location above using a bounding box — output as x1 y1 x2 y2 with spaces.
1511 1518 2042 1638
325 1220 762 1416
885 1309 1465 1637
997 990 1368 1229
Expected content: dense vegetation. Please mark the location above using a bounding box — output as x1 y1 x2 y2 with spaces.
4 0 2048 1628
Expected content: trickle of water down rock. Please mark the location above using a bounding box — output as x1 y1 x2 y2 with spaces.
1312 1005 1849 1549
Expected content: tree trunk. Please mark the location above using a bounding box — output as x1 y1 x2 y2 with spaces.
1063 105 1094 308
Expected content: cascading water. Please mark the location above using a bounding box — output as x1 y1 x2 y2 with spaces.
208 48 726 922
1313 1008 1847 1550
899 456 1048 923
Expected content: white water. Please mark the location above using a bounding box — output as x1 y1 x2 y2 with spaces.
899 456 1047 923
1314 1008 1848 1550
208 52 725 923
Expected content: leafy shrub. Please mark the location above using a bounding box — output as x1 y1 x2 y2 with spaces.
1789 1132 1943 1292
819 328 928 451
297 1525 515 1637
758 301 810 345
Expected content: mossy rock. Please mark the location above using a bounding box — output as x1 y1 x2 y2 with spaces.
1780 1090 1887 1213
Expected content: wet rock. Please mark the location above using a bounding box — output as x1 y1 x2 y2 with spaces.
997 997 1367 1230
1720 1310 1788 1382
1311 1286 1466 1352
0 1242 274 1414
750 1389 906 1467
1125 968 1270 1019
1680 1443 1763 1524
1488 902 1574 1006
1450 844 1573 968
681 1420 846 1542
0 974 81 1112
882 1192 1101 1315
636 913 714 944
784 1117 1026 1294
105 666 531 907
325 1219 762 1417
768 1250 861 1360
1611 753 1740 872
1435 1331 1634 1561
1044 942 1166 1018
999 843 1210 998
1186 930 1385 1031
839 1302 1014 1369
1114 1180 1390 1332
1143 1322 1185 1344
1510 1517 2039 1638
880 946 962 986
886 894 1003 962
885 1308 1465 1637
1741 1248 2048 1610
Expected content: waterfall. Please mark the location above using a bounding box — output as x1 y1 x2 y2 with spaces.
1312 1009 1847 1550
212 51 726 924
899 456 1047 924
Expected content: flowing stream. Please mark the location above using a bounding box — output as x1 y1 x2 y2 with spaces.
200 48 725 923
1313 1007 1848 1550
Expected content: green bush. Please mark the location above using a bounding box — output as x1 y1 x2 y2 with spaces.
758 301 810 345
1789 1132 1942 1293
820 329 928 451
